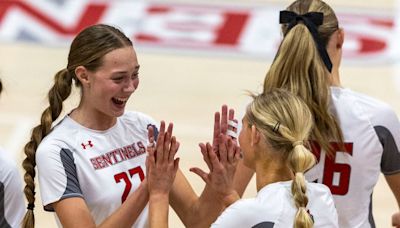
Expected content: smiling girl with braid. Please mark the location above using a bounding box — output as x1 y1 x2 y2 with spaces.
21 24 241 228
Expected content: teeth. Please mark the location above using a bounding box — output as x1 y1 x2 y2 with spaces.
114 97 127 103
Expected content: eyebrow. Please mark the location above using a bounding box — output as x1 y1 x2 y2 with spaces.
112 65 140 74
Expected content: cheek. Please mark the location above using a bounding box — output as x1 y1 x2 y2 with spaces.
133 79 139 89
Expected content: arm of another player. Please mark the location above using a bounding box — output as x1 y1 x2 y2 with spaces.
147 122 180 228
168 105 240 227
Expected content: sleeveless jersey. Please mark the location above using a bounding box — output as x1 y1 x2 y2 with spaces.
211 181 338 227
36 111 158 227
0 148 25 228
305 87 400 228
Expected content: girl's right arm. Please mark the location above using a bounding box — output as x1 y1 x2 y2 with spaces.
53 181 148 228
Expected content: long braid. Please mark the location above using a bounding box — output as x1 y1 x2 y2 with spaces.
288 144 315 228
22 69 73 228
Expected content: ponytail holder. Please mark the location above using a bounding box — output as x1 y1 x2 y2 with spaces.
27 203 35 210
272 122 281 133
279 10 333 73
292 141 303 147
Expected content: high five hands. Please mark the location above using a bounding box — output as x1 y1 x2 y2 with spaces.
190 105 241 207
146 121 180 197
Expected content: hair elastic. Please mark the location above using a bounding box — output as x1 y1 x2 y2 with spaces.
27 203 35 210
292 141 303 147
272 122 281 133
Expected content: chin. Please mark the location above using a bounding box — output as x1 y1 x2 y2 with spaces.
114 110 125 117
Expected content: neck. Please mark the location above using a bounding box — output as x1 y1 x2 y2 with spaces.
254 157 292 192
70 104 117 131
330 68 341 87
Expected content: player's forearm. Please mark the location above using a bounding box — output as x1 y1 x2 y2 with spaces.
149 193 169 228
99 180 149 228
184 185 228 228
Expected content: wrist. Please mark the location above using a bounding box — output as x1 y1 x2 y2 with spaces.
149 192 170 202
219 191 240 207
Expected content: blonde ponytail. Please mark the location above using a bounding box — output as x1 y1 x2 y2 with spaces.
264 0 343 155
246 89 316 228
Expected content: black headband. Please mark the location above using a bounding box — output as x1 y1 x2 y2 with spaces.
279 10 332 73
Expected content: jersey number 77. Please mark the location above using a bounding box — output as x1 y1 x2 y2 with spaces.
114 166 145 203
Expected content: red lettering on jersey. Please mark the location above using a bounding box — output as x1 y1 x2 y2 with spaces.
89 141 147 170
310 141 354 195
137 141 146 154
90 158 100 170
81 140 94 150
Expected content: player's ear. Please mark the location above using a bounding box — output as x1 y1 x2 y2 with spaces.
336 28 344 49
251 125 260 146
75 66 90 87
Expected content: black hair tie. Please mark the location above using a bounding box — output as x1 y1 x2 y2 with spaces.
279 10 333 73
27 203 35 210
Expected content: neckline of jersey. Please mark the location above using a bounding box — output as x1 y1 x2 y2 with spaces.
65 114 120 135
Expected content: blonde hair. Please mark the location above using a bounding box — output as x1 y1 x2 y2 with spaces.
21 24 133 228
246 89 315 228
264 0 343 155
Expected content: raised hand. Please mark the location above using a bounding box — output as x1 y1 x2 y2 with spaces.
146 121 180 195
190 133 241 207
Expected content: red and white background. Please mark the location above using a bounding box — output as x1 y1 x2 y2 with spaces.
0 1 399 228
0 0 399 63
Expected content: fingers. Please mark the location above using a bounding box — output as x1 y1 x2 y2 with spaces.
221 105 228 134
163 123 173 161
213 112 221 150
228 108 234 122
169 137 179 162
189 167 209 184
208 142 222 170
153 121 180 165
227 138 234 163
218 134 228 164
235 146 242 160
156 121 166 161
147 125 154 142
199 143 212 170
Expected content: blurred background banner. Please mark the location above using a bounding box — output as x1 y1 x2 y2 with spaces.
0 0 398 64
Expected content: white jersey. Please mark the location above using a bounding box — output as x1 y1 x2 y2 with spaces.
212 181 338 228
305 87 400 228
0 148 25 228
36 111 158 227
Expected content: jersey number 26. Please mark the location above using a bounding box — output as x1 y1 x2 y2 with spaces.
310 142 353 196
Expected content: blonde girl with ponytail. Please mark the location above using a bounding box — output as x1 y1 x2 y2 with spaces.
211 89 338 227
234 0 400 227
